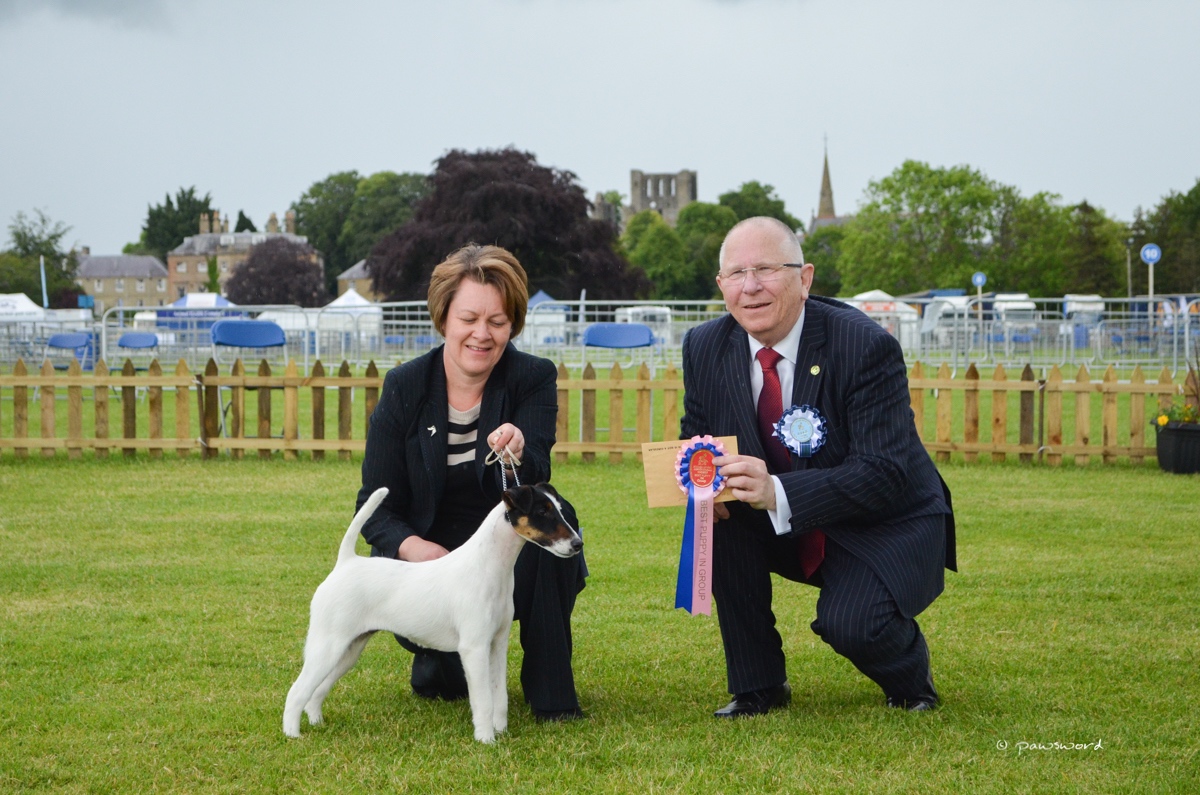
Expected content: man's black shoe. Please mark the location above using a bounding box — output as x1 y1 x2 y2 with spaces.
533 706 586 723
713 682 792 718
886 696 938 712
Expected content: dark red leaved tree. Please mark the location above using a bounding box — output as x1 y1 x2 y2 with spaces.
369 148 648 301
224 237 328 307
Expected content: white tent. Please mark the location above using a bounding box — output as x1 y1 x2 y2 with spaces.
846 289 920 315
257 289 382 349
170 292 233 308
255 308 311 332
845 290 920 349
325 287 375 312
920 295 972 335
319 287 383 328
0 293 47 322
525 291 569 346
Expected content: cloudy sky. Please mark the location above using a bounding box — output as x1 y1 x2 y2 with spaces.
2 0 1198 257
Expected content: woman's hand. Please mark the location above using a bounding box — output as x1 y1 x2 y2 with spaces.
487 423 525 465
398 536 450 562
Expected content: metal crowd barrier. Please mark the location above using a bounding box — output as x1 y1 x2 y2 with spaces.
3 295 1197 378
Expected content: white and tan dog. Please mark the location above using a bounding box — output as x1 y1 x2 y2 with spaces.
283 483 583 743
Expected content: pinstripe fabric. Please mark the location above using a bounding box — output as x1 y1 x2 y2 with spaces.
356 343 559 556
811 536 936 702
354 343 585 712
682 297 955 699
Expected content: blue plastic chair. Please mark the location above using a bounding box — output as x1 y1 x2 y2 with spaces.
117 331 159 368
118 331 159 351
210 319 288 437
581 322 655 349
112 332 161 397
210 319 287 366
44 332 93 371
579 322 658 441
581 323 657 373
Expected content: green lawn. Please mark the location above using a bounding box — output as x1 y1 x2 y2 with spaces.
1 456 1197 793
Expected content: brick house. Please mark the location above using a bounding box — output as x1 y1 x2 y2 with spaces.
336 260 386 302
75 252 170 314
166 210 319 299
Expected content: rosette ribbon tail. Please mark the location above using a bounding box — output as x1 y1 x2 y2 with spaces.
673 436 725 616
674 481 715 615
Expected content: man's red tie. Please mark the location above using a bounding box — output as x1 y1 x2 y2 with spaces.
755 347 825 580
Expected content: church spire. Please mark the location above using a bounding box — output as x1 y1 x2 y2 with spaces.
817 139 836 220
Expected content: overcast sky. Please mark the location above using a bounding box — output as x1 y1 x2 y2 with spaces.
2 0 1198 257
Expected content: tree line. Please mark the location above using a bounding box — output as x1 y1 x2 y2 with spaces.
824 160 1200 299
4 152 1199 309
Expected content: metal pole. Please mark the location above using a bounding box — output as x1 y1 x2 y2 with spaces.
40 255 49 308
1125 241 1132 298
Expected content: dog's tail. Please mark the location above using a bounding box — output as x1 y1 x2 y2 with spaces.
338 487 389 565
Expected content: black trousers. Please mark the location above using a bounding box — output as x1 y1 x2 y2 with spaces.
398 543 585 713
711 518 938 703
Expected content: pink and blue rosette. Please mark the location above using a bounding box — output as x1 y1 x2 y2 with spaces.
674 435 727 615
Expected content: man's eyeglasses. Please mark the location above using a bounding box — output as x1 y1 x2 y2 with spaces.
718 263 804 285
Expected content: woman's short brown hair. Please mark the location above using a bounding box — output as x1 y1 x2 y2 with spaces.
427 244 529 338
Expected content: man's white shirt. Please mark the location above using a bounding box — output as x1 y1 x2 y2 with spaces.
745 310 805 536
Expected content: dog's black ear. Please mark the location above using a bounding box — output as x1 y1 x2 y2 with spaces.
502 484 535 514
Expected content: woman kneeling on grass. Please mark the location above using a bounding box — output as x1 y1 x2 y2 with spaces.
354 243 586 722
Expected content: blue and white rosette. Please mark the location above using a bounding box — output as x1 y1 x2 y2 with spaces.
674 436 727 616
774 404 827 458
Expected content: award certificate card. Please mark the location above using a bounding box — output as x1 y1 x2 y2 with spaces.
640 436 738 508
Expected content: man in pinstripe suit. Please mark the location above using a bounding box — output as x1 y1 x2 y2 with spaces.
681 217 956 717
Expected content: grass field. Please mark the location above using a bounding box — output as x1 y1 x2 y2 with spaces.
1 456 1197 793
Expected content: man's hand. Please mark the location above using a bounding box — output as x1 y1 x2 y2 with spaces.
712 454 776 512
398 536 450 562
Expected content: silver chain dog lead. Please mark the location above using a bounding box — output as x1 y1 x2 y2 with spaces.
485 445 522 491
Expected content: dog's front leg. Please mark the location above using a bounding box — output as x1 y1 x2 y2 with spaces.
459 645 495 743
489 627 508 736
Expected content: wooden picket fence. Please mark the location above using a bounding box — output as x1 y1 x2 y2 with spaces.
195 358 381 460
0 358 197 459
908 362 1193 466
552 363 682 463
0 357 1192 465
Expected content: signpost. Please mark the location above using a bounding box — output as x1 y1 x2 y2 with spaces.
972 272 986 327
1140 244 1161 325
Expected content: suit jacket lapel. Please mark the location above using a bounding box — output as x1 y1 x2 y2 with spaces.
417 348 449 501
789 303 828 470
719 323 766 461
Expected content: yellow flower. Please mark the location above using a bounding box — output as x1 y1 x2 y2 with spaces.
1157 414 1170 426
